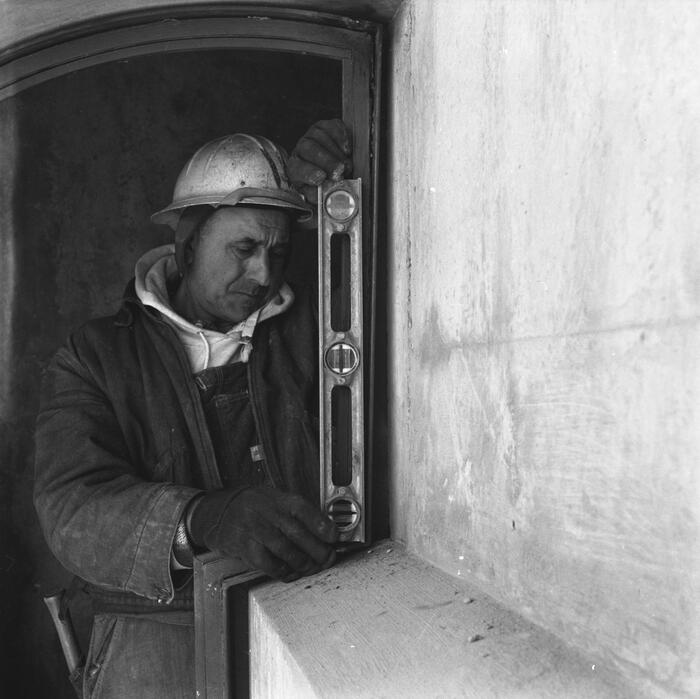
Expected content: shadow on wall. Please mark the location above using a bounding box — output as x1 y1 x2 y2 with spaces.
0 49 341 698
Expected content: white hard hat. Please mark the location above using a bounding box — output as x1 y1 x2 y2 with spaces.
151 133 312 229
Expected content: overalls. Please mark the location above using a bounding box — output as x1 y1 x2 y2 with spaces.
83 363 269 698
195 363 271 490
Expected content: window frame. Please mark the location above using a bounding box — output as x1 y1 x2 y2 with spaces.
0 8 381 697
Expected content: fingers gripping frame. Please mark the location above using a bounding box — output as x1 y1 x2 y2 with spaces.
318 179 365 543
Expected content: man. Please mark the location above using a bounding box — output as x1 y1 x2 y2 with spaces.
34 120 352 697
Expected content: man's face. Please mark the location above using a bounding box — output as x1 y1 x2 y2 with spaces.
184 206 290 325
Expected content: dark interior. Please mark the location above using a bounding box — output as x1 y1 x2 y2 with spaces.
0 48 341 698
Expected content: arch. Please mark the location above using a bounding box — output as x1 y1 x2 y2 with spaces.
0 9 382 695
0 8 378 233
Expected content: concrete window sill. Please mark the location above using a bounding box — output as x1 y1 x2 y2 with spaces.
250 541 638 698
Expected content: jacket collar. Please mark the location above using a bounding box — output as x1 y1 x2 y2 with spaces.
115 278 149 327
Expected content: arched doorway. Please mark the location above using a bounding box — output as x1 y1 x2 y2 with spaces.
0 7 381 695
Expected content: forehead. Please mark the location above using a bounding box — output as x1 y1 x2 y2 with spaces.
203 206 290 242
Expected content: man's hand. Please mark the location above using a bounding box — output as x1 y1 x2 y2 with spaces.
288 119 353 204
188 487 338 582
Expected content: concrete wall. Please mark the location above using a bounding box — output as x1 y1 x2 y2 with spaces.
388 1 700 696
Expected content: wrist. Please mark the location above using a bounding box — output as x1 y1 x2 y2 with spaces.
184 493 206 542
187 486 251 550
172 495 204 568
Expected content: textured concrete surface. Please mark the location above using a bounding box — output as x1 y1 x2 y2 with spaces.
388 1 700 697
251 542 637 699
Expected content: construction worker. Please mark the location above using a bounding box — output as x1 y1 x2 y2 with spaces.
34 120 352 697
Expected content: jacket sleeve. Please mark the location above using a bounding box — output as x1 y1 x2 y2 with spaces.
34 335 202 603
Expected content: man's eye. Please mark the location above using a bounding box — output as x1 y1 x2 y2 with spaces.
232 246 254 257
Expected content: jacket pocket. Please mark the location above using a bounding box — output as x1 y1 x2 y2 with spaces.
83 614 123 699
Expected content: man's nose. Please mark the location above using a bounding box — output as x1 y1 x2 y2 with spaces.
246 249 270 287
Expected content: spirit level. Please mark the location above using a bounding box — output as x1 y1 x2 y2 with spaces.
318 179 365 543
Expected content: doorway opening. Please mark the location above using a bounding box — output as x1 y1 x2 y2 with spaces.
0 11 381 698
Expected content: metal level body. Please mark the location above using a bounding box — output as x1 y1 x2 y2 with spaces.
318 179 366 543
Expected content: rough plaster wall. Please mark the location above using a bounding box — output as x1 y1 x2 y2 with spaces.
388 1 700 696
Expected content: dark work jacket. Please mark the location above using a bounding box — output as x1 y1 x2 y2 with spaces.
34 280 319 606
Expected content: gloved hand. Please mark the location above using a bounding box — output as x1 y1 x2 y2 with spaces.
187 486 339 582
288 119 353 204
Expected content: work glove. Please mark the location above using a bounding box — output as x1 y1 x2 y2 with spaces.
288 119 353 204
188 486 339 582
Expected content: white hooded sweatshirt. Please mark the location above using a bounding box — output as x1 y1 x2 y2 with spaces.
134 244 293 374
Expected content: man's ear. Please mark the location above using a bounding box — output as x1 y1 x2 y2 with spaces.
175 206 212 275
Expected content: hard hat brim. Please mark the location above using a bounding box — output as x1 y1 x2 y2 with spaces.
151 187 313 229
